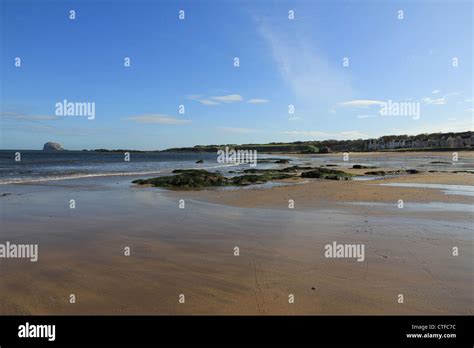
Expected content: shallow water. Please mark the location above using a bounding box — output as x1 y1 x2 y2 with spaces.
344 201 473 213
378 183 474 196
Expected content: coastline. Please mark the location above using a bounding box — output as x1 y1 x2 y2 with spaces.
0 152 472 315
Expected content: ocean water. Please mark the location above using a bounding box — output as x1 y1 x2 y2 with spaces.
0 151 232 184
0 150 473 185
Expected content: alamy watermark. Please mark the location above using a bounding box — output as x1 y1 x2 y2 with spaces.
324 241 365 262
0 241 38 262
55 99 95 120
380 99 420 120
217 146 258 167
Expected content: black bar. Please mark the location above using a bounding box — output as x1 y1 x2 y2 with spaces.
0 315 472 346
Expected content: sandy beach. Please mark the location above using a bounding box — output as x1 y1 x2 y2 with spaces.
0 152 472 315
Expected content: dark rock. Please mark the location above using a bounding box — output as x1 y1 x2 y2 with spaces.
352 164 376 169
452 170 474 174
133 170 228 189
231 175 266 186
134 169 294 189
43 142 64 151
301 168 353 180
196 159 204 163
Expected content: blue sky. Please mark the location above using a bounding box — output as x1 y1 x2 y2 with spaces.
1 0 472 150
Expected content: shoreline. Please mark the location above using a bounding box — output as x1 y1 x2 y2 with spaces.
0 152 472 315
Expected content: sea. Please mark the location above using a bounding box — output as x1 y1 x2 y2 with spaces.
0 150 473 185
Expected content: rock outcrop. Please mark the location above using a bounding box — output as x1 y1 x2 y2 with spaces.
43 142 64 151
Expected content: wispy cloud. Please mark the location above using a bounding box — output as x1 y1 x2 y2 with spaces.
283 130 366 139
432 90 440 94
198 99 219 106
188 93 244 105
125 114 191 125
210 94 243 103
421 97 447 105
357 114 377 119
389 119 474 135
247 98 269 104
218 127 257 134
340 100 385 108
421 92 460 105
0 111 59 120
257 18 353 106
288 116 301 121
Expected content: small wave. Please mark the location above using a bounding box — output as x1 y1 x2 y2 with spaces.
0 163 239 185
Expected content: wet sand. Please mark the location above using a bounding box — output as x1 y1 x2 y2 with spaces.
0 159 472 315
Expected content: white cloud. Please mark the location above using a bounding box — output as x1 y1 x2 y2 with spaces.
258 19 353 106
357 114 376 119
0 112 59 120
389 119 473 135
218 127 257 134
188 93 244 105
339 131 366 138
288 116 301 121
283 130 366 139
284 130 328 137
211 94 243 103
421 97 447 105
247 98 269 104
432 90 440 94
126 114 191 125
340 100 385 108
198 99 219 106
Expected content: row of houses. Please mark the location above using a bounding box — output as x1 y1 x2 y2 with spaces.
365 132 473 151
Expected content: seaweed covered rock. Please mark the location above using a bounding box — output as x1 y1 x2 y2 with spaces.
301 168 353 180
364 170 389 176
231 175 267 185
133 169 295 189
280 165 314 172
352 164 376 169
133 170 228 188
364 169 419 176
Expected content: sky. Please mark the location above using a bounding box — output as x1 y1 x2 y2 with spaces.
1 0 473 150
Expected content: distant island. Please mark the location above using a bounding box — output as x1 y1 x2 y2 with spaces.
43 142 64 151
75 131 473 154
